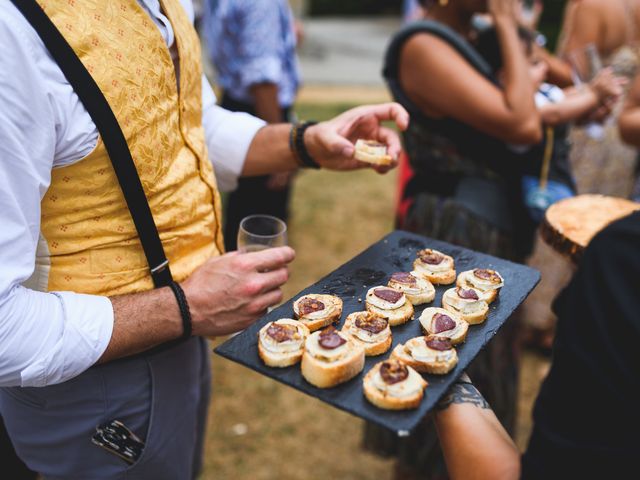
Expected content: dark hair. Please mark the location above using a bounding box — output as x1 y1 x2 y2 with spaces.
475 26 535 73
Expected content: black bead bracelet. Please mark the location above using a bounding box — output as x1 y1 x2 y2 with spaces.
168 281 192 339
289 121 320 169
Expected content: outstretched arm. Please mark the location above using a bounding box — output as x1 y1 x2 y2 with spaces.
400 0 540 145
541 68 624 126
434 375 521 480
241 102 410 176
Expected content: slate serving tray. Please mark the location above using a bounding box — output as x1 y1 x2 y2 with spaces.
214 230 540 434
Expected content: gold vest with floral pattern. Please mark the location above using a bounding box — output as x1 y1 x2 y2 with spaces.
30 0 224 296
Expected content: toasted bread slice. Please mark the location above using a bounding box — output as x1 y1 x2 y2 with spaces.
363 360 427 410
442 288 489 325
342 312 392 356
419 307 468 345
257 319 310 367
390 337 458 375
354 139 394 166
456 269 503 304
301 330 365 388
387 272 435 305
293 294 343 332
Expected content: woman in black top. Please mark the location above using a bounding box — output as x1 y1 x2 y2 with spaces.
364 1 540 478
434 209 640 479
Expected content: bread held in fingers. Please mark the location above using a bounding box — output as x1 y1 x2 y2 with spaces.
354 139 394 166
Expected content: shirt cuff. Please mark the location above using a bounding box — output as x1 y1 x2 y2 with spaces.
241 56 283 90
20 292 114 387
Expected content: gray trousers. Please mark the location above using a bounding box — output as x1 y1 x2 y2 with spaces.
0 337 211 479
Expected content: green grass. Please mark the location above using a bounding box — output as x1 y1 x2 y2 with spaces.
202 101 398 479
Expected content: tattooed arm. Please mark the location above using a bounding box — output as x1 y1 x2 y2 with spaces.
433 374 521 480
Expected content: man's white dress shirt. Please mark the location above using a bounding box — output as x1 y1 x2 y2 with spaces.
0 0 265 387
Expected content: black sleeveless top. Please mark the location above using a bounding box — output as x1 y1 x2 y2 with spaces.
383 21 524 185
383 20 536 250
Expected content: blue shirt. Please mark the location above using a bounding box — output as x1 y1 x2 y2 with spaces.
202 0 300 108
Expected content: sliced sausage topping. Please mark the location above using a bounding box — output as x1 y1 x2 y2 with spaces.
355 313 388 333
432 313 456 333
425 336 453 351
266 323 297 342
380 360 409 384
318 326 347 349
373 288 403 303
456 287 479 300
299 297 325 315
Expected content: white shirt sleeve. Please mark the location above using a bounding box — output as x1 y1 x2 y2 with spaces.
201 75 266 192
0 5 113 388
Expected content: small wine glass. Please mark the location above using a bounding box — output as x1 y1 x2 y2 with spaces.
567 43 605 139
236 215 288 317
237 214 288 253
568 43 603 85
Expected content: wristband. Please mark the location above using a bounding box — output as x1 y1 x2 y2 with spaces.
169 281 192 339
289 121 320 169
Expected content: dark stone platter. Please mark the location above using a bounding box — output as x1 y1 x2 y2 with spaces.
214 230 540 434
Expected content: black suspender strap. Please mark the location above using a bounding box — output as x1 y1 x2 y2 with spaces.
11 0 173 288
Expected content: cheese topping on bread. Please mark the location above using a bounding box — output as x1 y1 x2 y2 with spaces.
443 287 487 315
405 336 456 363
388 272 433 296
461 269 504 291
366 287 406 310
294 295 338 320
259 319 307 354
415 249 453 273
372 362 425 398
305 329 351 362
348 312 390 343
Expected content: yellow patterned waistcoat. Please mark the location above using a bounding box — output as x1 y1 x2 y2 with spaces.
27 0 224 296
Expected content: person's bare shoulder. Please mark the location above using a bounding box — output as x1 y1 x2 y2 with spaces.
399 33 477 116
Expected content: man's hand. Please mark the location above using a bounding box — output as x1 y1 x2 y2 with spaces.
182 246 295 336
304 102 409 174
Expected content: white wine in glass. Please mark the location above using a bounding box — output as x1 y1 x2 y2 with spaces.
237 214 288 253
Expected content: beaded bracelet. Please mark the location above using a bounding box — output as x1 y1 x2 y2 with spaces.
289 121 320 169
